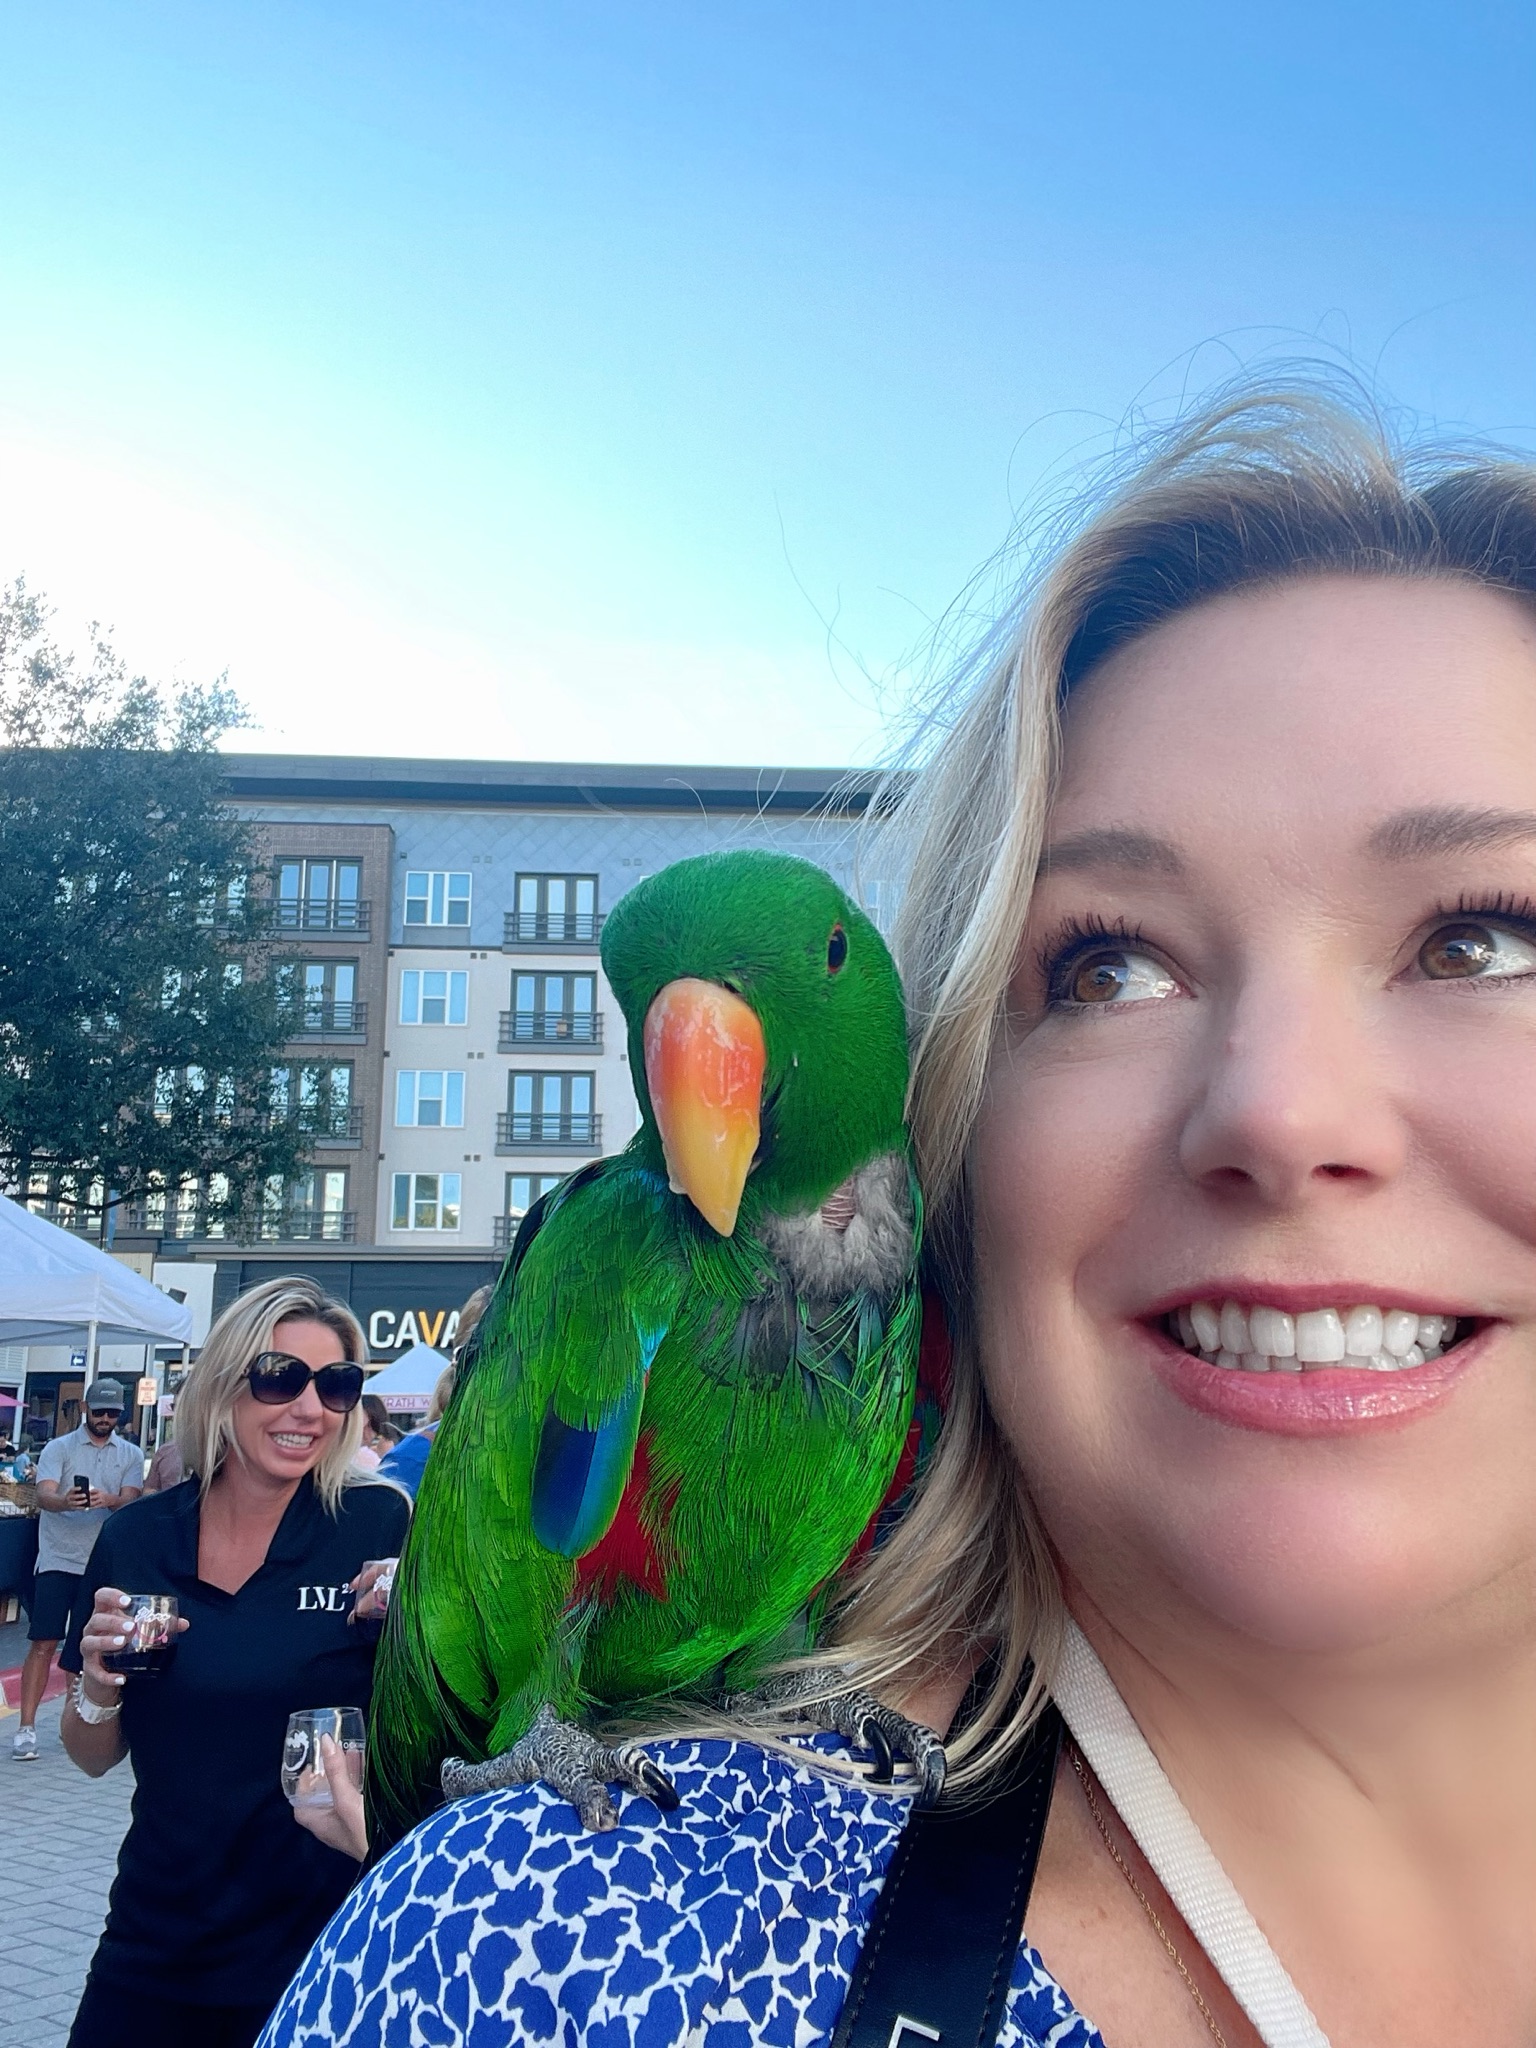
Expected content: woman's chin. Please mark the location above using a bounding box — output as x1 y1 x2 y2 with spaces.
1155 1492 1503 1656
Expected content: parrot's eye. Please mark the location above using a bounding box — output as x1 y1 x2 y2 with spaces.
826 924 848 973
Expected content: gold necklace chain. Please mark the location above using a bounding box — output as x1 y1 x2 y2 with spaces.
1068 1742 1229 2048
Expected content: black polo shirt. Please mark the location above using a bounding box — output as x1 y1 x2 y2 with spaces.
62 1473 411 2009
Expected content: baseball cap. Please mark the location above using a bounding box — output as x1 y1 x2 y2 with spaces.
85 1378 125 1412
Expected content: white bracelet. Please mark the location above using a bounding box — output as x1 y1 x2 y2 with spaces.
71 1673 121 1724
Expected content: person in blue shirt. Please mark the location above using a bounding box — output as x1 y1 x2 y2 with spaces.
374 1286 490 1502
374 1367 450 1501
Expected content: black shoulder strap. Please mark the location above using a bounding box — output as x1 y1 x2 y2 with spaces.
830 1701 1064 2048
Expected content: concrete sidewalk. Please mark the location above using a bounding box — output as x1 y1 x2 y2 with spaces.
0 1697 134 2048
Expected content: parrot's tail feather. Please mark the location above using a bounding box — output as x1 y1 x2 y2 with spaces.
366 1531 493 1852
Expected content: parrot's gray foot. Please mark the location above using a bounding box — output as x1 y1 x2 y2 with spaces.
730 1669 947 1804
440 1703 681 1833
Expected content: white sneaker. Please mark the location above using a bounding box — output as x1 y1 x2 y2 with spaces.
11 1726 37 1762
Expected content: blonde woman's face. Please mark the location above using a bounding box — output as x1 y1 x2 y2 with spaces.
229 1315 348 1486
974 575 1536 1654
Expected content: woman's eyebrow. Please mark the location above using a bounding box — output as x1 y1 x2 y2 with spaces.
1038 827 1186 877
1367 806 1536 861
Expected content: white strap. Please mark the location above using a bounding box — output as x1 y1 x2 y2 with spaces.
1053 1620 1331 2048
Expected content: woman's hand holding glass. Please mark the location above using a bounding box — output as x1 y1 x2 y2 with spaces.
77 1587 189 1706
285 1708 368 1861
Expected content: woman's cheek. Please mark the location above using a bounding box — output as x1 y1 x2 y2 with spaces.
1400 1004 1536 1253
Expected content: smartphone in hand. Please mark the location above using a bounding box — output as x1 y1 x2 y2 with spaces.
73 1473 91 1507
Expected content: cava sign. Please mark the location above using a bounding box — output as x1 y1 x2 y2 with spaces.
367 1306 463 1354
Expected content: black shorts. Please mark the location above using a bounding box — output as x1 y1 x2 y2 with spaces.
28 1568 82 1642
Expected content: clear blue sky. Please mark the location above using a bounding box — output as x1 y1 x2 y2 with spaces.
0 2 1531 767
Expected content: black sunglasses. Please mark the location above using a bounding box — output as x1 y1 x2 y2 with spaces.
87 1407 121 1420
244 1351 365 1414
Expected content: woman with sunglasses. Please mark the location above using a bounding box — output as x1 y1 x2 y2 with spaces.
57 1276 409 2048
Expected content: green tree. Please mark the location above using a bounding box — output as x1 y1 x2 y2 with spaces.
0 577 319 1238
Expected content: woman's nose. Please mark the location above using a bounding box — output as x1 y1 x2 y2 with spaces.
282 1380 327 1424
1177 977 1408 1207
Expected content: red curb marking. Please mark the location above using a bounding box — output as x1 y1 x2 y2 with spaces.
0 1656 68 1708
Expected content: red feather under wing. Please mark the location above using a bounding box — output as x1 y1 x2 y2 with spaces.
572 1430 674 1605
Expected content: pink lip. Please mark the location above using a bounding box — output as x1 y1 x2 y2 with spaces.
1145 1323 1488 1437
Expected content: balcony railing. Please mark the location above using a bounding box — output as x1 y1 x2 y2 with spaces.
502 910 605 950
269 1102 364 1145
256 1207 357 1243
275 899 372 935
281 999 368 1040
492 1213 521 1249
496 1111 602 1153
497 1009 603 1052
119 1204 357 1244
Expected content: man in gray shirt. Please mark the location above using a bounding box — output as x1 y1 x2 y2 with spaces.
14 1378 144 1760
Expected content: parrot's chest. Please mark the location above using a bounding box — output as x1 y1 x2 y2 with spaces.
756 1149 914 1303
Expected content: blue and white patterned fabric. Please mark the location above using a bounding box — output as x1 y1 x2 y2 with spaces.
260 1735 1104 2048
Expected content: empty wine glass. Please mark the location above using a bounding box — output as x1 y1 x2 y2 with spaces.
282 1706 365 1810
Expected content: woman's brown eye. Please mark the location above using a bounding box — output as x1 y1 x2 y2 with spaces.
1418 920 1536 981
1056 947 1178 1007
1073 954 1131 1002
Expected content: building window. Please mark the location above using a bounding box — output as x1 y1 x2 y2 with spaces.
277 858 364 931
392 1171 462 1232
395 1070 465 1128
278 960 359 1031
497 1171 563 1246
511 873 599 944
261 1170 352 1241
508 972 597 1043
404 871 471 927
399 968 468 1025
505 1172 562 1218
505 1070 594 1142
270 1062 355 1137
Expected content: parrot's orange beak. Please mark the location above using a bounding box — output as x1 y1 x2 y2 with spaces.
643 977 765 1237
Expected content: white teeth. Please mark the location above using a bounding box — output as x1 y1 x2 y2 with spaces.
1174 1300 1461 1375
1249 1305 1295 1358
1344 1305 1383 1357
1190 1301 1221 1351
1295 1309 1346 1363
1381 1310 1419 1358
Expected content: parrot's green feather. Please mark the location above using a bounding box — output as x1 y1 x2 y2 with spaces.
369 851 920 1843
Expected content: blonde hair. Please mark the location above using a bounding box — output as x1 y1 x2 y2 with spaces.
824 375 1536 1788
176 1275 366 1511
425 1365 456 1428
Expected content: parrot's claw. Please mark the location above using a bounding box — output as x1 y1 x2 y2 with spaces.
730 1670 948 1805
440 1703 681 1832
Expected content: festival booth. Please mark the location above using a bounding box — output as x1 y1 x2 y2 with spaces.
363 1343 451 1425
0 1196 195 1606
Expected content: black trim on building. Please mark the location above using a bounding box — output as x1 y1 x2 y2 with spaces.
221 755 889 817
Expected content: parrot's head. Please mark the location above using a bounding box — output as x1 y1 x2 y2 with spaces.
601 850 909 1237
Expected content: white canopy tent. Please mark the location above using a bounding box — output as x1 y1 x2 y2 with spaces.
0 1194 195 1370
364 1343 451 1414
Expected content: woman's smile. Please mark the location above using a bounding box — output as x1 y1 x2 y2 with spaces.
1138 1294 1492 1436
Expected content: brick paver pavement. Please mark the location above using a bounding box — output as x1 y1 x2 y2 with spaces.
0 1695 133 2048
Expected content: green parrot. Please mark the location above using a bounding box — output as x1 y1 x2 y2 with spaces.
369 848 933 1841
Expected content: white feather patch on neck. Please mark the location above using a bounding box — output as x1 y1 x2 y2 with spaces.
759 1151 914 1300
